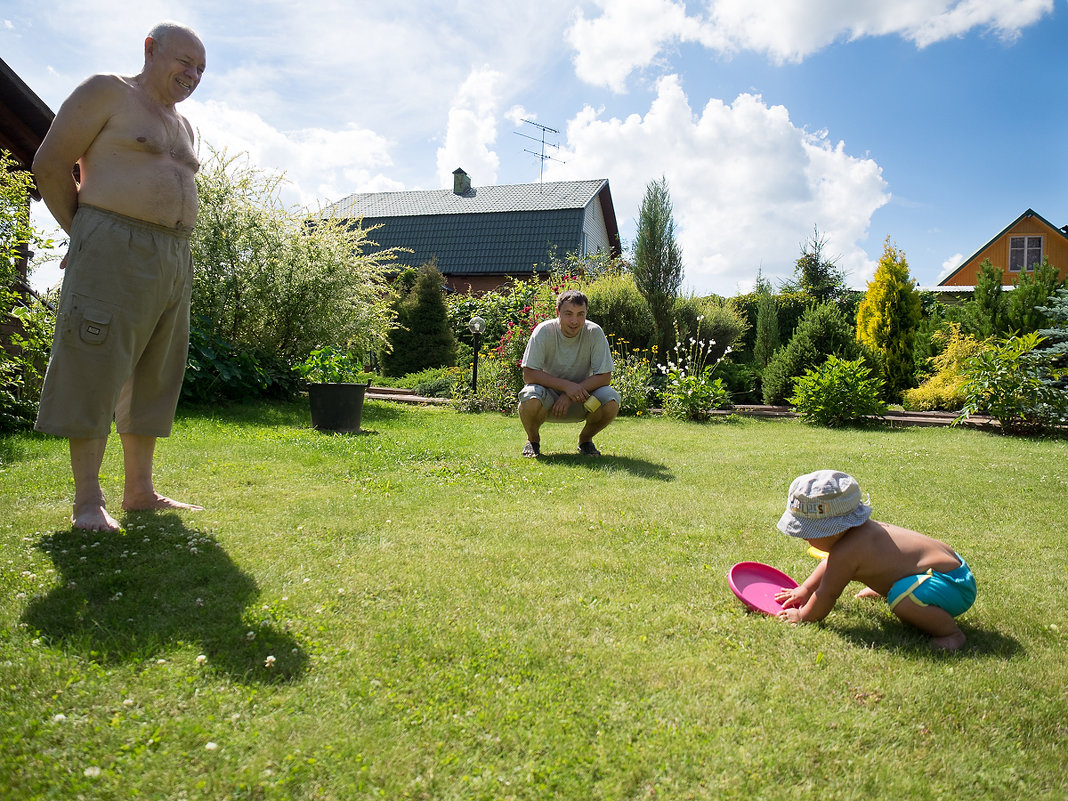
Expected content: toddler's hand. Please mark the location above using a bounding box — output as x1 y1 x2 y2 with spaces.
774 585 808 609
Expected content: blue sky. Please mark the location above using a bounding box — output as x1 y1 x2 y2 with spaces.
4 0 1066 296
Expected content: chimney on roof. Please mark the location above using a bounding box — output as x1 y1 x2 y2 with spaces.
452 168 471 195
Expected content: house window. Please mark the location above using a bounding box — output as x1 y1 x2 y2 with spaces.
1009 235 1043 271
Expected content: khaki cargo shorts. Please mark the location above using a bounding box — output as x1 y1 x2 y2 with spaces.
517 384 621 422
35 204 193 439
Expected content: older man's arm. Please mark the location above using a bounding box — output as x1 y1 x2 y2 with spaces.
32 75 119 233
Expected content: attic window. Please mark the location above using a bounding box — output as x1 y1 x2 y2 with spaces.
1008 235 1042 271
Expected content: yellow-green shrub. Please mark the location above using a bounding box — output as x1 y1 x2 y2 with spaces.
903 324 983 411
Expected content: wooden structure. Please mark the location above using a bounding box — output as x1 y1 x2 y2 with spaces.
939 208 1068 287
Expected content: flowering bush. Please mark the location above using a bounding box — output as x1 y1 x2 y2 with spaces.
657 329 732 421
610 342 654 415
451 349 518 414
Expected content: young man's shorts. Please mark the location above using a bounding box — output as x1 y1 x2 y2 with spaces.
887 554 977 617
35 204 193 439
518 384 621 422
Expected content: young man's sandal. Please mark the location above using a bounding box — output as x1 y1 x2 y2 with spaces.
577 441 601 456
522 441 540 458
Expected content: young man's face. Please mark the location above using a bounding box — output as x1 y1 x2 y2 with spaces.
557 301 587 338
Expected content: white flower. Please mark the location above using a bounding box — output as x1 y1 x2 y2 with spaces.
205 741 219 751
84 766 102 778
196 654 207 666
52 713 67 723
245 631 256 641
264 655 276 668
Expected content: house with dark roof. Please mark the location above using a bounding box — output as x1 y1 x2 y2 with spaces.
938 208 1068 289
323 168 622 294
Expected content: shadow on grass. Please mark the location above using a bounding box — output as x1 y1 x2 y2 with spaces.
537 452 675 481
0 428 59 466
21 512 307 683
831 617 1022 658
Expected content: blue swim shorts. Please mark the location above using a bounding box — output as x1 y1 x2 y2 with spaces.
887 554 976 618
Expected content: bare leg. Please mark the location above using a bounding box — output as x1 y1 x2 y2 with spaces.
519 398 547 446
69 437 121 532
579 400 618 445
891 596 966 651
119 433 203 512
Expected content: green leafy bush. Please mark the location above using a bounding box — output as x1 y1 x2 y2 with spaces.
585 272 655 352
182 324 300 404
789 355 887 427
1 150 55 430
672 295 748 363
956 332 1067 436
296 346 372 385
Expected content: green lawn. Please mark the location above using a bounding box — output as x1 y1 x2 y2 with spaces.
2 400 1066 800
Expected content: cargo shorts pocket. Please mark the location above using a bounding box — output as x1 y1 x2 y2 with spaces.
59 294 119 350
79 308 113 345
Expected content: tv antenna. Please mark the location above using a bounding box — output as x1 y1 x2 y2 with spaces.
514 119 565 183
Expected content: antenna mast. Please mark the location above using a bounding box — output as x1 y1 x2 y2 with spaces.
514 119 565 183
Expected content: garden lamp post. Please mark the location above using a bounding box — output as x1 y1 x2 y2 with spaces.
468 316 486 392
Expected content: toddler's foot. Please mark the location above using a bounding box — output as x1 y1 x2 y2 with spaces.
854 586 881 599
931 631 967 651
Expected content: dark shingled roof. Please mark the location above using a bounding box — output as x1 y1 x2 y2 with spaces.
322 178 619 277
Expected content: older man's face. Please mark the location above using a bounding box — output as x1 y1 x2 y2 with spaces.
557 301 587 338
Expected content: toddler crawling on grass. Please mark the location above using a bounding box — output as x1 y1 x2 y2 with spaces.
774 470 976 651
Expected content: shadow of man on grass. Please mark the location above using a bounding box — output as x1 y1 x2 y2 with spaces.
21 512 306 683
537 452 675 481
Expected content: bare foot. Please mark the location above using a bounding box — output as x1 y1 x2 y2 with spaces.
854 586 881 599
122 493 205 512
72 502 121 532
931 631 967 651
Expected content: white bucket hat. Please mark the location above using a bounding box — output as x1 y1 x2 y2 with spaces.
777 470 871 539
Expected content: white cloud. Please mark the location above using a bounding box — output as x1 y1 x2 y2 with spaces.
568 0 1054 87
545 76 889 295
938 252 964 281
186 99 400 208
567 0 712 92
435 67 506 189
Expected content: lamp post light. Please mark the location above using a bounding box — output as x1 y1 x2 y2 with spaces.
468 316 486 393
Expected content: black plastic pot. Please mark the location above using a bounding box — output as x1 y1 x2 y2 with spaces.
307 383 368 433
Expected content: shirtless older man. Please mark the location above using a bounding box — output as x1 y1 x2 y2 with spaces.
33 21 206 531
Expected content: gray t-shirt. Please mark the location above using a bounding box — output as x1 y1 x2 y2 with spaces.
521 318 614 383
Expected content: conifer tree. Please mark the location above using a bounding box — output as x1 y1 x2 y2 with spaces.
855 240 922 399
753 290 780 369
380 261 456 376
1005 258 1065 334
632 176 683 356
1037 287 1068 359
964 260 1005 338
